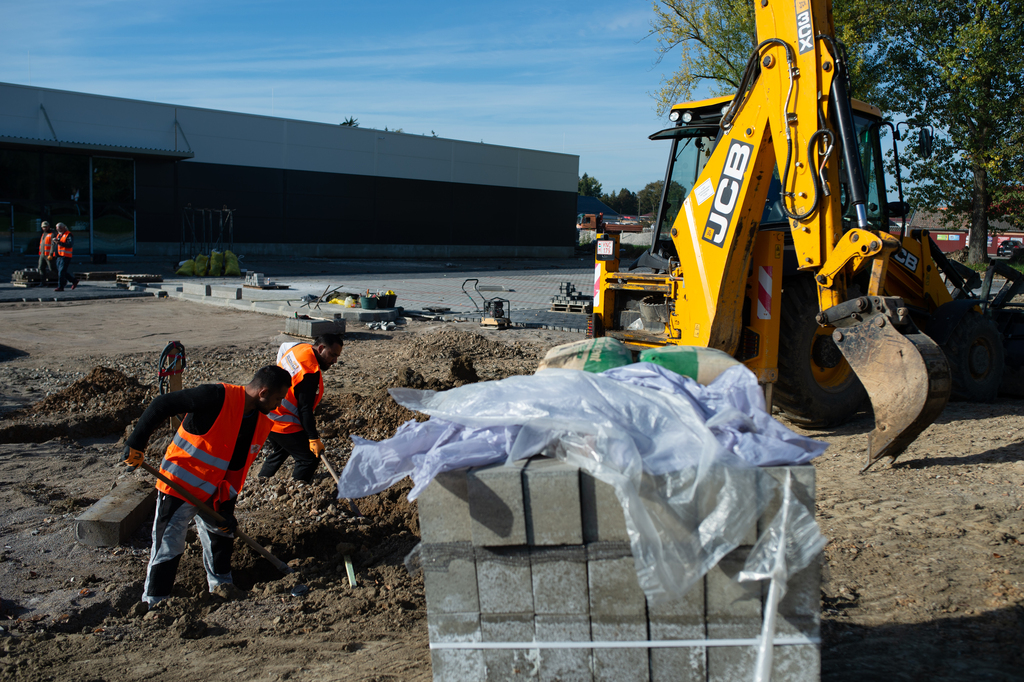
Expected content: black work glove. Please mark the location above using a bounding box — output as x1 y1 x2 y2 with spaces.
215 498 238 534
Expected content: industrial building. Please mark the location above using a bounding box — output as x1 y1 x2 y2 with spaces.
0 82 579 261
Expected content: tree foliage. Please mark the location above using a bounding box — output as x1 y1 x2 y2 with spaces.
340 117 359 127
875 0 1024 263
601 188 640 216
647 0 884 115
637 181 664 216
578 173 603 197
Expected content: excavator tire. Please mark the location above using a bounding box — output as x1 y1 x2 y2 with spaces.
941 310 1003 402
775 277 867 427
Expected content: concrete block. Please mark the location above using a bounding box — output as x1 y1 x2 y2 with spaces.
74 479 157 547
421 542 479 615
706 546 761 682
476 546 534 615
181 282 211 296
648 583 706 682
535 615 592 682
523 457 582 546
587 543 646 618
481 613 538 680
284 316 345 339
758 465 817 537
429 612 484 682
591 616 648 682
580 471 628 543
468 461 527 546
771 643 820 682
531 546 588 616
419 469 473 544
209 285 242 299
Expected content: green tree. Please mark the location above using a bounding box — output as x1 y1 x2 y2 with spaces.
340 117 359 127
875 0 1024 264
602 188 640 215
637 181 664 216
578 173 603 197
647 0 884 115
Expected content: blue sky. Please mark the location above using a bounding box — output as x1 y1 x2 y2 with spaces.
0 0 683 194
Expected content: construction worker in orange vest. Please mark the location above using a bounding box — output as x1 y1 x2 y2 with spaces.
37 221 55 280
53 222 80 292
122 365 291 605
258 332 344 483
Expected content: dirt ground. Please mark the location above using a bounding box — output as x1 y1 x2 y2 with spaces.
0 297 1022 681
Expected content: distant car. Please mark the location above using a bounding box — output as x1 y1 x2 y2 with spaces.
997 239 1023 258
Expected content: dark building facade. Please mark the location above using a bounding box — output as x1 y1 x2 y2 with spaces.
0 82 579 259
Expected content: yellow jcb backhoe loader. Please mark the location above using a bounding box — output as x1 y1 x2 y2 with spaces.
591 0 1024 470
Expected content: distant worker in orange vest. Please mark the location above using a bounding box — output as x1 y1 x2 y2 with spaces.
53 222 80 292
37 221 55 279
258 333 344 483
122 365 291 605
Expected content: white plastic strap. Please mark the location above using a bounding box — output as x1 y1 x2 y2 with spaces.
430 635 820 650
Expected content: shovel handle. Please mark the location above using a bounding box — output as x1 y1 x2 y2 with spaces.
138 461 293 574
320 452 363 517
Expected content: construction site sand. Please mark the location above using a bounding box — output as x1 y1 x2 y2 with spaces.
0 297 1021 681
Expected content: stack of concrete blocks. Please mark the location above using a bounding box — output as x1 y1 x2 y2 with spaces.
417 457 820 682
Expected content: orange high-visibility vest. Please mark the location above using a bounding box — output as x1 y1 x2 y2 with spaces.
56 232 72 258
269 343 323 435
39 233 53 256
157 384 273 505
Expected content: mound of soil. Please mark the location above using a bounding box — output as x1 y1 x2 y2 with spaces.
30 366 153 415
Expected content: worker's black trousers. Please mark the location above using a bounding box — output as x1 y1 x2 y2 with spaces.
258 430 318 482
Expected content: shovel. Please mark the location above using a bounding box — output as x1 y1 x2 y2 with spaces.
137 461 293 575
318 451 362 518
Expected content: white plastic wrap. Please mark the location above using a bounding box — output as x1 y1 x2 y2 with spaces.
337 362 828 606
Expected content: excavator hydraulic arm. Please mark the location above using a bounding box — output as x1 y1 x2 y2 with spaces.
659 0 951 467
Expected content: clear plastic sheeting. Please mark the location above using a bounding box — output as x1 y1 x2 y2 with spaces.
337 362 828 606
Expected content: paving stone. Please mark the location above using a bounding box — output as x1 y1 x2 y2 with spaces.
591 616 648 682
523 457 582 546
706 546 761 682
535 614 592 682
419 469 473 544
758 465 816 537
421 542 479 615
477 547 534 615
468 461 527 546
587 543 646 618
648 584 705 682
531 546 588 616
209 285 242 299
429 612 484 682
481 613 538 680
580 472 628 543
771 643 820 682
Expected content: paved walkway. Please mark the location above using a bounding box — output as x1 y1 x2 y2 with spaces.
1 256 596 333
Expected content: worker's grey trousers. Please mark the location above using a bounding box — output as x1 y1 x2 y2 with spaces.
143 491 234 605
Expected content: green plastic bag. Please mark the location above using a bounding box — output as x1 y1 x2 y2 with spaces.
536 337 633 373
638 345 740 385
209 250 224 277
194 253 209 277
224 250 242 277
175 259 195 276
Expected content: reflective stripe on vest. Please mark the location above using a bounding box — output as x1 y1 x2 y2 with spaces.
156 383 273 504
40 233 52 256
270 344 324 435
56 233 72 258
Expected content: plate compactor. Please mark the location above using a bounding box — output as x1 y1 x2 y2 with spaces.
462 278 511 329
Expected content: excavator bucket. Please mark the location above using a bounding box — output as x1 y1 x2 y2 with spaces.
825 297 951 470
